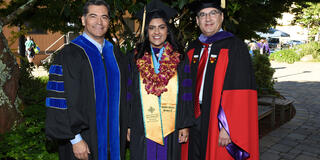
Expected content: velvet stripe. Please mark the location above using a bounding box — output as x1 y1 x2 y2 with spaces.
182 79 192 87
49 65 63 76
45 97 67 109
127 92 132 101
184 65 191 73
199 31 234 44
72 36 120 160
46 81 64 92
103 41 121 160
127 78 132 86
182 93 193 101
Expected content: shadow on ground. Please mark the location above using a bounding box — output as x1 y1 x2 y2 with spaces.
259 81 320 139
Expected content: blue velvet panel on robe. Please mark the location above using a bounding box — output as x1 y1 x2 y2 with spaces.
72 36 121 160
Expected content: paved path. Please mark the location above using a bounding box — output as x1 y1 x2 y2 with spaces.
260 62 320 160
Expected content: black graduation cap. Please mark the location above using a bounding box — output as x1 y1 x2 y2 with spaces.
135 0 178 40
190 0 226 15
135 0 178 21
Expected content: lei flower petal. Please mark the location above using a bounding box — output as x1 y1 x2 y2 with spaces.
136 42 180 96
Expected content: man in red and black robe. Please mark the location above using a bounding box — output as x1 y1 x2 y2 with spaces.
181 0 259 159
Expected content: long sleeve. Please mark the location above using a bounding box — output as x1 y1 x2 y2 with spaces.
45 45 89 140
176 55 195 129
126 51 135 129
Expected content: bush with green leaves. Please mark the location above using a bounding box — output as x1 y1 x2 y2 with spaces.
269 49 300 64
294 41 320 61
252 52 276 95
0 61 58 160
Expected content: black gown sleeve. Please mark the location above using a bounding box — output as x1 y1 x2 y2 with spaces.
45 44 89 140
126 51 135 129
176 54 195 129
223 39 256 90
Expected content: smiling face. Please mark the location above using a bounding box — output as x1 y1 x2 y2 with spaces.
81 5 109 44
148 18 168 48
196 7 224 37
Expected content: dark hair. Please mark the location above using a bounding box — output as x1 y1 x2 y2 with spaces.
135 10 184 61
83 0 110 16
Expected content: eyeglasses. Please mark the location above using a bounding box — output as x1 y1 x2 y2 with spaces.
198 10 221 19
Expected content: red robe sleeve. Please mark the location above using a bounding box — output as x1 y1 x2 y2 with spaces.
206 47 259 160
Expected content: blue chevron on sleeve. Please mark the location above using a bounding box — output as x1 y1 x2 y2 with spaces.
47 81 64 92
46 97 67 109
49 65 63 76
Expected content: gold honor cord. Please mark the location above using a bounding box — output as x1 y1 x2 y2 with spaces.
140 73 178 145
221 0 226 9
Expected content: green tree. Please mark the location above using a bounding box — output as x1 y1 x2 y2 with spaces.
1 0 319 51
292 2 320 41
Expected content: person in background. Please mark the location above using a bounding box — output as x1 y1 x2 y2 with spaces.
184 0 259 159
262 39 271 55
25 36 35 63
45 0 128 159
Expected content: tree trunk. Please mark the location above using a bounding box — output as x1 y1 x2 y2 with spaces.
0 27 21 134
0 0 37 134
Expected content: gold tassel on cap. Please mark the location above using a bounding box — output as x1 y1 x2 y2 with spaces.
221 0 226 9
140 6 147 41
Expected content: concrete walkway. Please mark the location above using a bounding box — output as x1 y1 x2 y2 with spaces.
260 62 320 160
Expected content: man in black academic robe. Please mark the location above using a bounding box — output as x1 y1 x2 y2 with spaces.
45 1 128 160
182 0 259 160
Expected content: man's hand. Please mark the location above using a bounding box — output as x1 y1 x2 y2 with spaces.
127 128 131 142
178 128 189 143
72 140 90 160
218 127 231 146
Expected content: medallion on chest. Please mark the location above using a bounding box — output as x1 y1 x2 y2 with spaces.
192 55 199 64
210 54 217 63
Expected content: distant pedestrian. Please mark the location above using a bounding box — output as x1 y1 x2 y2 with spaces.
249 42 259 56
25 36 35 63
262 39 270 55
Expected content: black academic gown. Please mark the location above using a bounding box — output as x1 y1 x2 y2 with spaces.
126 51 195 160
185 33 258 160
45 39 128 160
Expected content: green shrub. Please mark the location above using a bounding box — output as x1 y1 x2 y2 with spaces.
0 104 58 160
252 53 276 95
294 41 320 59
269 49 300 64
0 62 58 160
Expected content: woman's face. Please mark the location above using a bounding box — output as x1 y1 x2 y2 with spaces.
148 18 168 48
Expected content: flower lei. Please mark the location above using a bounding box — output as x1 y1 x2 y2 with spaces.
136 42 180 96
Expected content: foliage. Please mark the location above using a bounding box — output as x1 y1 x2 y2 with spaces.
1 0 317 52
269 49 300 64
18 60 48 105
291 2 320 40
252 52 275 95
0 61 58 160
294 41 320 60
269 41 320 63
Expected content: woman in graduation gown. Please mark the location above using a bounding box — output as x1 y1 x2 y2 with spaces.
126 0 194 159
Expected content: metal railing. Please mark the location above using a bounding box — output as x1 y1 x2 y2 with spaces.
41 32 76 64
45 35 65 54
44 31 74 54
